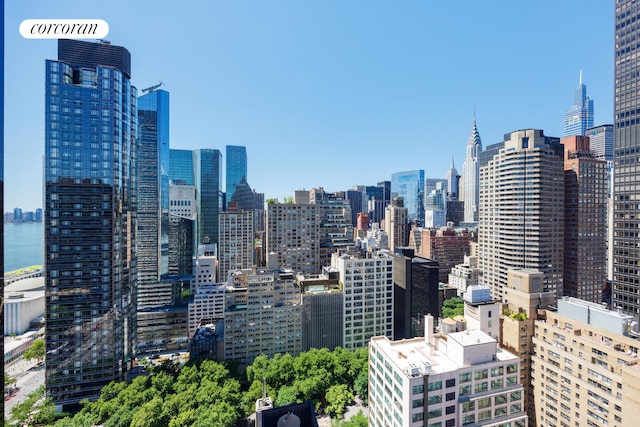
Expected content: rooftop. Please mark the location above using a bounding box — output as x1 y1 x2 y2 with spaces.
371 331 518 379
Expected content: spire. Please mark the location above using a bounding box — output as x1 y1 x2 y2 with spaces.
451 154 455 169
579 69 583 85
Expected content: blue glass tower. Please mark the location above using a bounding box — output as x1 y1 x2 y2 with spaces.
563 71 594 137
137 89 170 285
194 149 223 245
391 170 425 224
44 39 137 409
169 149 194 185
225 145 247 209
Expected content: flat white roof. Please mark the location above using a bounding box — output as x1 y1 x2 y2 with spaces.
371 332 518 378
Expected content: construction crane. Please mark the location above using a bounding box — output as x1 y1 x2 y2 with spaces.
142 81 164 94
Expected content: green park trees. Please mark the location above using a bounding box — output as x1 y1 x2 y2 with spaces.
32 347 369 427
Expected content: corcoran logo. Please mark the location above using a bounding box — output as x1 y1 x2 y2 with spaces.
20 19 109 39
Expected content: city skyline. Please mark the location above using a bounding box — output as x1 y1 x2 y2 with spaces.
4 1 613 211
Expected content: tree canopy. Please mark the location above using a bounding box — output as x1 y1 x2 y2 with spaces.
30 347 369 427
23 338 45 363
442 296 465 319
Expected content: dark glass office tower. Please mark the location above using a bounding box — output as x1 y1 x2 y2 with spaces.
194 149 223 245
225 145 247 209
44 39 137 409
613 1 640 316
137 89 169 287
169 148 195 185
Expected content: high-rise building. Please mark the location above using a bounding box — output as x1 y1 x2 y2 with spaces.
586 124 614 162
224 268 302 366
136 88 170 291
169 149 195 185
332 250 394 350
391 170 425 223
462 118 482 223
297 269 343 352
392 252 439 339
345 188 367 226
448 255 480 296
188 282 225 340
193 149 223 245
420 227 470 283
478 129 565 301
562 135 607 303
424 184 447 228
369 317 527 427
44 39 137 409
613 2 640 315
446 156 459 199
310 187 353 268
218 204 254 281
266 202 320 274
500 268 556 421
531 297 640 427
563 71 594 137
168 214 194 276
225 145 247 208
384 197 408 251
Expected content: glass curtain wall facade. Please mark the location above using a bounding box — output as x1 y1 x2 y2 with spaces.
136 89 169 289
169 149 195 185
194 149 223 245
391 170 424 224
44 39 137 409
563 72 594 137
225 145 247 209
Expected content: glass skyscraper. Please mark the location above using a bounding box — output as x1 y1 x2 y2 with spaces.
563 71 594 137
225 145 247 208
44 39 137 409
169 149 195 185
194 149 223 245
391 170 424 224
137 89 170 288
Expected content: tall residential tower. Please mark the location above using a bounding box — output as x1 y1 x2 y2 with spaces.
44 39 137 409
478 129 565 301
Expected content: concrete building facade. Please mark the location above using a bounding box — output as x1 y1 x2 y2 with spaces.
478 129 565 301
369 317 527 427
531 297 640 427
562 135 607 303
266 202 321 275
332 250 394 350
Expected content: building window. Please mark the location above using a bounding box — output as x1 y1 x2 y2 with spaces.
427 409 442 419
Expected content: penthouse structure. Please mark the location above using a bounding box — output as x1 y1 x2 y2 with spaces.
369 316 527 427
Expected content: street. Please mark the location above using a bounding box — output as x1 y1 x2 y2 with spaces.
4 359 45 419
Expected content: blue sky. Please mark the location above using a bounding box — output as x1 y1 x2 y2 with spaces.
4 1 613 211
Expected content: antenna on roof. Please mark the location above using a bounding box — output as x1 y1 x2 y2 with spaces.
142 81 164 94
